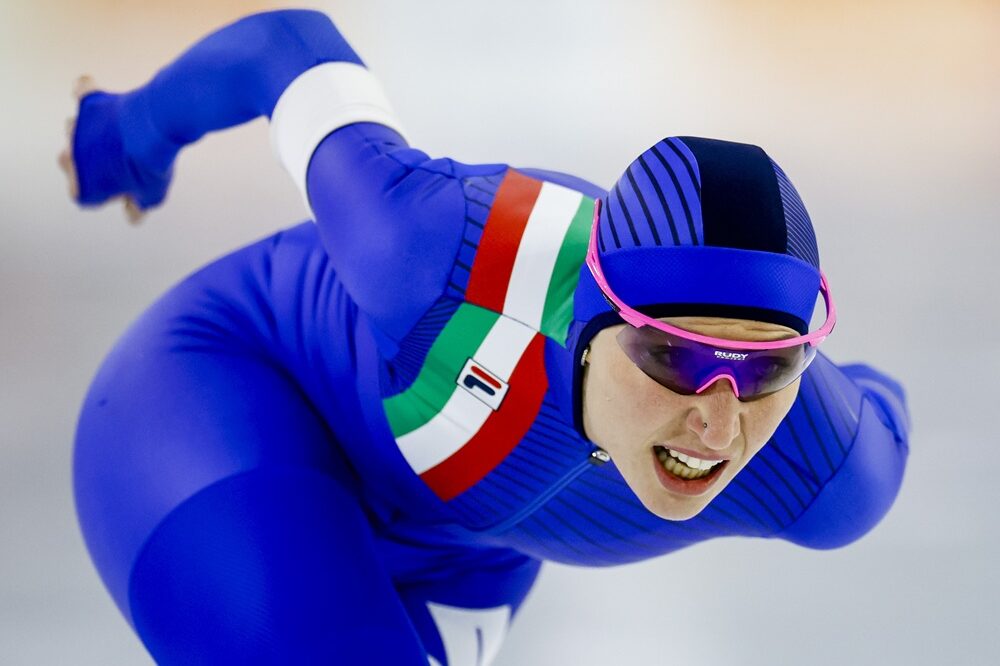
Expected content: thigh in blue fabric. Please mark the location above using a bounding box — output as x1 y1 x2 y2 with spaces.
73 231 432 664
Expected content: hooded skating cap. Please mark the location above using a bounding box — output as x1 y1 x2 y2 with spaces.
558 136 824 434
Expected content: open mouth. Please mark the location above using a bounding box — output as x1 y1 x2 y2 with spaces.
654 445 725 479
651 445 728 495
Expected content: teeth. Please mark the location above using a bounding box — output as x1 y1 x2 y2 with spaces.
653 446 727 484
665 448 722 471
660 454 712 479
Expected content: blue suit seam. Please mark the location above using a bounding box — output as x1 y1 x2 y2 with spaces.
123 464 360 627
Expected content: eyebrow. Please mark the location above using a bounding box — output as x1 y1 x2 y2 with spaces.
670 323 798 341
717 331 796 342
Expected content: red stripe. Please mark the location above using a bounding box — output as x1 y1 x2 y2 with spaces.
465 170 542 311
470 364 502 389
420 334 548 501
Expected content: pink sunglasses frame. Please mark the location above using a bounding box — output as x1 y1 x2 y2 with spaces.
585 198 837 353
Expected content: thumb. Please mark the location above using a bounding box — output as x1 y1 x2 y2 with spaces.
124 197 146 225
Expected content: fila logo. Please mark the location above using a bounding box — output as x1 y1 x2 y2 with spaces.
457 358 509 411
714 350 749 361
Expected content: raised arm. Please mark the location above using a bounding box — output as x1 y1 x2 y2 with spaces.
72 10 363 208
70 9 495 346
771 353 911 549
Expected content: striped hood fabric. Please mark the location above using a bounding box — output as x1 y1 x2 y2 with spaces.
571 136 823 341
598 136 819 265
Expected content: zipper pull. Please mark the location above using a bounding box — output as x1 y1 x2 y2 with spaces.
589 448 611 465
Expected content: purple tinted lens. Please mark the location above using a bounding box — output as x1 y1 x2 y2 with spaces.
616 325 818 400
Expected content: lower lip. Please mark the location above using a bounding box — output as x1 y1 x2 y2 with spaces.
651 448 728 497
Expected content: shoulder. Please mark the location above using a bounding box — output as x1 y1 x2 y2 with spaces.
444 167 601 342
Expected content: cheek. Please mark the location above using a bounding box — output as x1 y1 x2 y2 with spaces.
602 362 685 430
584 330 688 446
606 360 655 408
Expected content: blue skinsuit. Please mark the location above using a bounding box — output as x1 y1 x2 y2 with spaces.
72 10 911 665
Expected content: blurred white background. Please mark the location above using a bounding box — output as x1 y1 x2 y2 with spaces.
1 1 997 664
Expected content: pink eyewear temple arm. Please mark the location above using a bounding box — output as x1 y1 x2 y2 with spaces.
585 199 837 351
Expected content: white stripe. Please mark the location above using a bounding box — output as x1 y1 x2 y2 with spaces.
396 316 535 474
427 602 511 666
397 391 492 473
269 62 408 208
468 316 536 381
502 182 583 328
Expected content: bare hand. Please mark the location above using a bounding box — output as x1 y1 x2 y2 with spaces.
59 75 146 225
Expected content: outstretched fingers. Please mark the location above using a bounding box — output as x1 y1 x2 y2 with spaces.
59 111 79 200
73 74 98 100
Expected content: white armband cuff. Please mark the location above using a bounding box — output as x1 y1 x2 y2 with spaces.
270 62 407 202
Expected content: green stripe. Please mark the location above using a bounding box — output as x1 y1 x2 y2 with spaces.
540 196 593 344
383 303 498 437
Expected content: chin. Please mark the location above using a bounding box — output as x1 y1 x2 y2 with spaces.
648 498 709 522
628 456 730 521
632 487 711 521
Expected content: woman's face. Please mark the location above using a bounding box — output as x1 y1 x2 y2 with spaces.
581 316 802 521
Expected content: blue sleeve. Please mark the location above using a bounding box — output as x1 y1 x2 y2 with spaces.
774 356 911 549
71 9 497 348
301 125 468 348
73 9 361 208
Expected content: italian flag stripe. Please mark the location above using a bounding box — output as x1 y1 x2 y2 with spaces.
502 183 586 330
384 304 497 438
465 171 542 312
394 311 538 474
420 334 548 501
539 195 593 343
384 170 595 500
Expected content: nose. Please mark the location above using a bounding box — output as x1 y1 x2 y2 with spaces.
686 375 742 451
